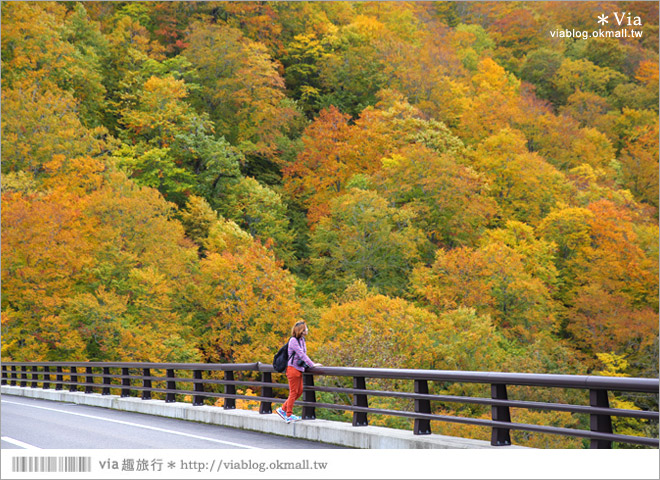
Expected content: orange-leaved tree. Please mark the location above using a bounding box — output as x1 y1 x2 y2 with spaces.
283 91 465 226
412 221 560 343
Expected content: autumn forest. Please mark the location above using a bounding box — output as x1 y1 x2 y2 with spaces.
1 1 658 446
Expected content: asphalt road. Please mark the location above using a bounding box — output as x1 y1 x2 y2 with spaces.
1 395 344 449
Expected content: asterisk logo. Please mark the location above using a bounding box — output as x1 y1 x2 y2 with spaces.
597 14 609 25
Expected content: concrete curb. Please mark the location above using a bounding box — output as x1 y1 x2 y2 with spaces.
2 386 527 449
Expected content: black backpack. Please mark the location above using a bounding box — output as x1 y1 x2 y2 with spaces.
273 338 295 372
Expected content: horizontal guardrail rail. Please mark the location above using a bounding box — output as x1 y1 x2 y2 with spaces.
2 361 658 448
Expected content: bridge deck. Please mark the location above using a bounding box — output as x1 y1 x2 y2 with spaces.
1 386 523 449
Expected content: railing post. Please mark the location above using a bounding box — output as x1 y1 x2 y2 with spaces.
142 368 152 400
69 366 78 392
224 371 236 409
490 384 512 446
1 365 7 385
590 389 613 449
43 366 51 390
414 379 431 435
259 371 273 414
11 366 17 386
166 369 176 403
102 367 111 395
302 373 316 420
20 365 28 387
85 366 94 394
31 365 39 388
121 368 131 397
55 366 63 390
193 370 205 406
352 376 369 426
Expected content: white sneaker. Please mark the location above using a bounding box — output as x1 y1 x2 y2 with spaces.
276 407 290 423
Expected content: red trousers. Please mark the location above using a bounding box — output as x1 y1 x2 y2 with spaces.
283 366 303 416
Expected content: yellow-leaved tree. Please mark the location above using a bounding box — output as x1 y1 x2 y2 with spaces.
178 212 301 364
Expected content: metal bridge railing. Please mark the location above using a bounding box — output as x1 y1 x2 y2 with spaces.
2 361 658 448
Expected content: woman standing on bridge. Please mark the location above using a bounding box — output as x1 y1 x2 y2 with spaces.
277 321 321 423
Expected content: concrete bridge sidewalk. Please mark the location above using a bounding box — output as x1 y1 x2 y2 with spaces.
1 385 526 449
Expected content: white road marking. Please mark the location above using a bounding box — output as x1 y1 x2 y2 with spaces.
1 436 41 449
1 400 259 449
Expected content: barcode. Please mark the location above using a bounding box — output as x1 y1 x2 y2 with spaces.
12 456 92 473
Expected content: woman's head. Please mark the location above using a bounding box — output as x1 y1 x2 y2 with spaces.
291 321 308 339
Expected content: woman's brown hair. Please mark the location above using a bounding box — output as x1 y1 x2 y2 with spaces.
291 321 307 339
